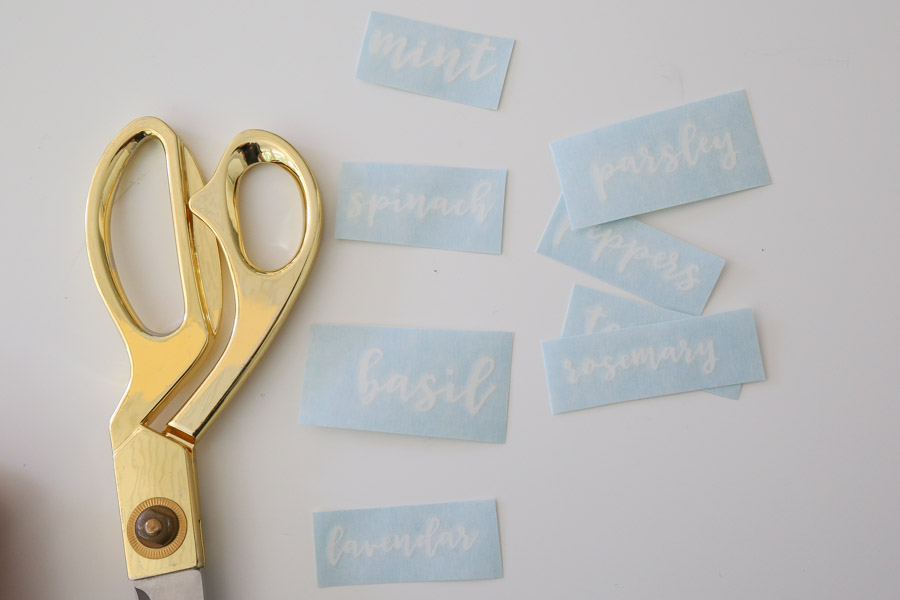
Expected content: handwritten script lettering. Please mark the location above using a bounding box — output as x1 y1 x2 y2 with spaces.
563 339 717 383
369 30 498 83
358 348 497 414
348 181 494 227
584 305 620 334
553 219 701 291
591 124 739 201
326 517 480 566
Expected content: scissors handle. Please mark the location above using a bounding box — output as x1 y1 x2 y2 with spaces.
86 117 223 450
165 130 323 446
89 120 321 581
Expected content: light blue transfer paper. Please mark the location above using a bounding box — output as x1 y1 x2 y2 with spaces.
299 325 513 443
355 12 515 109
313 499 503 587
551 91 771 228
562 285 741 399
336 163 507 254
536 197 724 315
543 309 765 413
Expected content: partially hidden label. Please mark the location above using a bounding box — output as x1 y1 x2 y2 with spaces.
562 285 741 399
336 163 507 254
537 197 724 316
355 12 515 109
313 499 503 587
543 309 765 413
299 325 513 443
551 91 771 228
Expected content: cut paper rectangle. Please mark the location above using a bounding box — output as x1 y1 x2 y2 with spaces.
355 12 515 109
313 499 503 587
562 285 741 399
336 163 507 254
551 91 771 228
542 308 765 413
299 325 513 443
536 197 724 315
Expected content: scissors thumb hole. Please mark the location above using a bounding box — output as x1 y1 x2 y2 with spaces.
235 162 306 272
109 136 186 335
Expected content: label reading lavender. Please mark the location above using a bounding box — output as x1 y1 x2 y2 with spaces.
313 500 503 586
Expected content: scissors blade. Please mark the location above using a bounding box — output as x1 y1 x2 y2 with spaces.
133 569 204 600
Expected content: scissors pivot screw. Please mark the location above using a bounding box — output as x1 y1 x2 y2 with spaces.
136 507 178 547
143 518 162 536
126 497 187 560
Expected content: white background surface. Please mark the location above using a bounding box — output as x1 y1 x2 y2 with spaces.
2 1 899 598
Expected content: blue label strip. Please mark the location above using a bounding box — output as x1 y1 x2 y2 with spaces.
543 309 765 413
355 12 515 109
551 91 771 228
299 325 513 443
537 197 724 316
313 499 503 586
336 163 507 254
562 285 741 399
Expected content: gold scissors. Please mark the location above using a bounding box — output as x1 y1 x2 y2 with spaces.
86 117 322 598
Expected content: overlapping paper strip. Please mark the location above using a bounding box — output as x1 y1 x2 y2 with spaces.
540 91 771 410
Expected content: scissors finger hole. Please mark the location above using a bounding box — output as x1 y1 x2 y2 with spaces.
236 162 306 272
109 137 185 335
